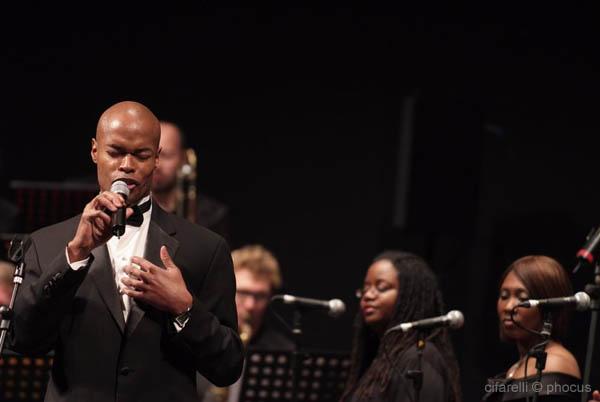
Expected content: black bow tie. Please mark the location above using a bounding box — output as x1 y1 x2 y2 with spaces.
127 200 151 227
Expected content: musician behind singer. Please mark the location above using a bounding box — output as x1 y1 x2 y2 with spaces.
198 244 294 402
151 121 230 240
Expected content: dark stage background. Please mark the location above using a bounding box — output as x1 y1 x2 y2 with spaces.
1 6 599 401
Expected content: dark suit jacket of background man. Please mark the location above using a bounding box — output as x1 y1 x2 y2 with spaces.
10 203 244 402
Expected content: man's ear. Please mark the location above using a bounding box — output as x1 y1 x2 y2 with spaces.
91 138 98 164
155 146 161 168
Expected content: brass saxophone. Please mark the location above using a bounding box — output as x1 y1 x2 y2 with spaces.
207 317 253 402
239 320 253 346
176 148 197 223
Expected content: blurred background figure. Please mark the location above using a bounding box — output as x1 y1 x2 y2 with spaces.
152 121 230 240
0 260 15 307
341 250 462 402
199 244 293 402
231 244 292 349
482 255 581 402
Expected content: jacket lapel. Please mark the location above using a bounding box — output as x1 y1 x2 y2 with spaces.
125 204 180 338
89 245 126 334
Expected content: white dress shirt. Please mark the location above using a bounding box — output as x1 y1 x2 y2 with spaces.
66 195 188 331
67 195 152 322
105 195 152 321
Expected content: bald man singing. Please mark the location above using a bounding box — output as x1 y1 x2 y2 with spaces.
11 101 243 402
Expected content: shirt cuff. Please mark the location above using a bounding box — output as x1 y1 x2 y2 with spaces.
65 247 90 271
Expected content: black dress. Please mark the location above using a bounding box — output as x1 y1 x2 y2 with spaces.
347 343 453 402
481 372 581 402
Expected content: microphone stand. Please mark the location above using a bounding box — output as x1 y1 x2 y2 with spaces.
581 262 600 402
0 238 27 355
290 308 304 402
405 331 425 402
529 311 552 402
269 296 345 402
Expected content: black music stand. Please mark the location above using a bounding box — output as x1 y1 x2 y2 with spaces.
1 234 53 401
10 180 98 232
0 350 53 402
239 349 350 402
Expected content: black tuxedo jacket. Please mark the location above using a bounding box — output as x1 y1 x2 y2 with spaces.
10 203 243 402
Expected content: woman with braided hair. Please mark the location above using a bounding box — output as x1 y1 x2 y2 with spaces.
340 250 462 402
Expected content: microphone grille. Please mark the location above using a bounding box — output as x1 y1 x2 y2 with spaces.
447 310 464 329
574 292 591 311
328 299 346 318
281 294 295 304
111 180 130 199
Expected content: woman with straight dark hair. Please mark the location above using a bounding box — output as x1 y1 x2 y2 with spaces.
340 251 461 402
482 255 582 402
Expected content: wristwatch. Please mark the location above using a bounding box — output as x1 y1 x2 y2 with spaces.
173 304 192 328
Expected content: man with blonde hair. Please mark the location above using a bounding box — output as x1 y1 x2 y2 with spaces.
231 244 289 347
199 245 292 402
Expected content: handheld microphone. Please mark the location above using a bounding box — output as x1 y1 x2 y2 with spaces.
517 291 591 311
271 294 346 318
574 227 600 273
110 180 130 238
387 310 464 334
